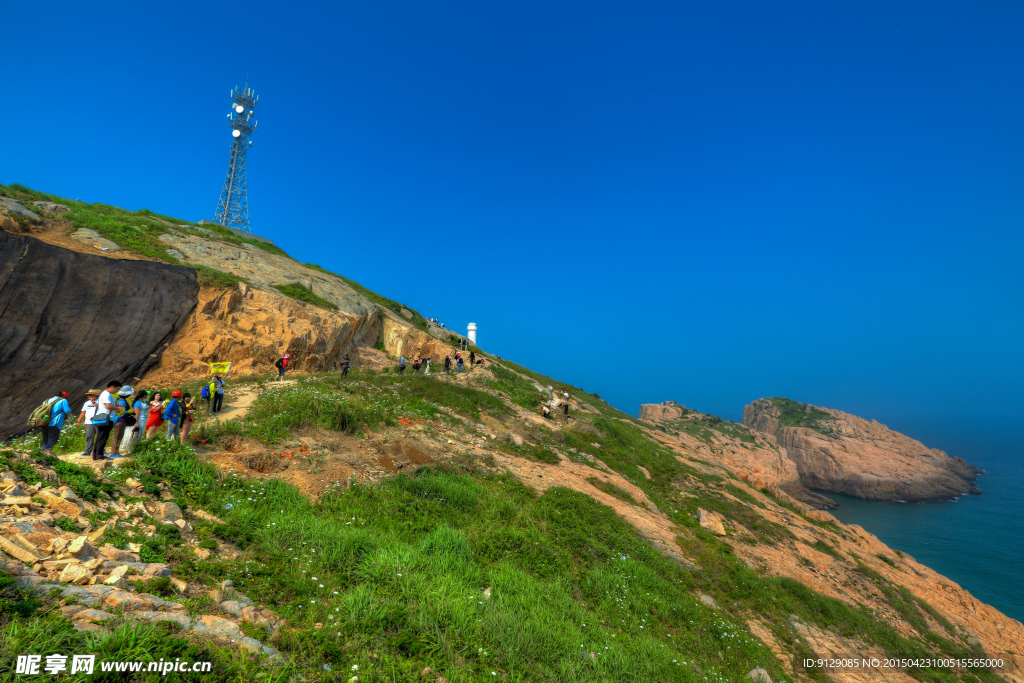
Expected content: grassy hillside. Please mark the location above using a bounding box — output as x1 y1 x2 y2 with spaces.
3 368 1003 682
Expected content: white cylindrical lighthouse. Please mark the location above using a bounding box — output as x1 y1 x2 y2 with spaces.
467 322 477 346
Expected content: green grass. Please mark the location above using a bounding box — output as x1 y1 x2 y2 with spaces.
103 439 791 682
195 264 248 289
272 283 338 311
196 371 509 446
498 360 642 424
485 364 544 409
767 397 836 435
586 477 639 505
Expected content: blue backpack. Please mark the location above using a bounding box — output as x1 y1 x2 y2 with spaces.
201 384 210 399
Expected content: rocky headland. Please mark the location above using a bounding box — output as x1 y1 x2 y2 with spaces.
743 397 982 502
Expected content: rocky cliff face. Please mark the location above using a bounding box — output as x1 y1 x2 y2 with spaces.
743 398 982 501
0 229 198 438
142 284 383 383
639 401 814 503
638 401 686 422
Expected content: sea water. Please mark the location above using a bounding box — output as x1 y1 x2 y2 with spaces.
823 417 1023 623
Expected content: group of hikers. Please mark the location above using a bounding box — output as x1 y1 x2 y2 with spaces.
397 350 477 375
30 375 228 461
541 390 575 421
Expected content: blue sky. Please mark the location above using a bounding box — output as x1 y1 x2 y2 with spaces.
4 0 1022 423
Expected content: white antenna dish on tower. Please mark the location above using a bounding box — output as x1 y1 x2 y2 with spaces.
232 129 241 138
235 105 244 113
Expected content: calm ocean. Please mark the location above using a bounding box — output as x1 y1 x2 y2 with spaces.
822 417 1023 623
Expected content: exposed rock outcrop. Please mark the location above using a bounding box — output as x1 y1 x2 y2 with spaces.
156 231 376 315
638 400 686 422
0 229 198 438
743 398 982 501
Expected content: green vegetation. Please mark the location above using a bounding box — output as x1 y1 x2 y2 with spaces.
485 363 544 409
272 282 338 311
196 371 509 446
768 397 836 434
499 359 641 424
586 477 639 505
669 413 756 444
96 439 790 682
809 539 842 559
194 264 247 289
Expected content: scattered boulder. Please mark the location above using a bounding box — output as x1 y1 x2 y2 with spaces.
32 201 70 213
58 563 92 585
747 668 772 683
697 508 726 536
151 502 183 523
70 228 120 251
699 593 719 608
66 537 99 560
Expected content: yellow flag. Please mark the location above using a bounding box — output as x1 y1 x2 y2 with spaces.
209 362 232 375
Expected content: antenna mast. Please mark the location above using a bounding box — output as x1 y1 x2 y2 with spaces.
214 82 258 232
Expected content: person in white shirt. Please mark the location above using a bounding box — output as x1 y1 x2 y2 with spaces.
89 381 121 460
76 389 101 455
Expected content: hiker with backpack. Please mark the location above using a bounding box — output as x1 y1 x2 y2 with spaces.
75 389 101 456
413 358 421 374
399 356 406 375
179 393 195 444
145 392 164 440
164 390 183 441
212 375 225 414
457 356 464 373
470 351 475 369
89 381 122 460
341 354 351 377
444 355 452 374
201 381 214 412
275 354 290 380
31 391 71 455
108 386 136 458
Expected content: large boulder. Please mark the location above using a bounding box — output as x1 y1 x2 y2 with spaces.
0 229 198 439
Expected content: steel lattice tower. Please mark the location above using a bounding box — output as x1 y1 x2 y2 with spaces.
214 83 259 232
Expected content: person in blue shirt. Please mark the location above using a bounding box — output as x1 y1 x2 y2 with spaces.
164 390 183 441
43 391 71 455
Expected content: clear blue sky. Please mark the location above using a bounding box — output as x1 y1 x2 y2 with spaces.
4 1 1022 423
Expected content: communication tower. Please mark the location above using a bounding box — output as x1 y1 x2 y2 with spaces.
214 83 259 232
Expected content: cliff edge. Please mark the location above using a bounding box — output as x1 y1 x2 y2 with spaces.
743 397 982 502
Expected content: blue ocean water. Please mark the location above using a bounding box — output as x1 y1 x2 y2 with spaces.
822 417 1023 623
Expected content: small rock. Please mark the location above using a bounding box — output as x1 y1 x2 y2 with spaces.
70 228 120 251
510 433 524 446
67 537 99 560
174 519 193 533
747 668 772 683
125 478 142 488
170 577 187 593
483 587 491 599
697 508 727 536
32 201 70 213
699 593 719 608
58 563 92 584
